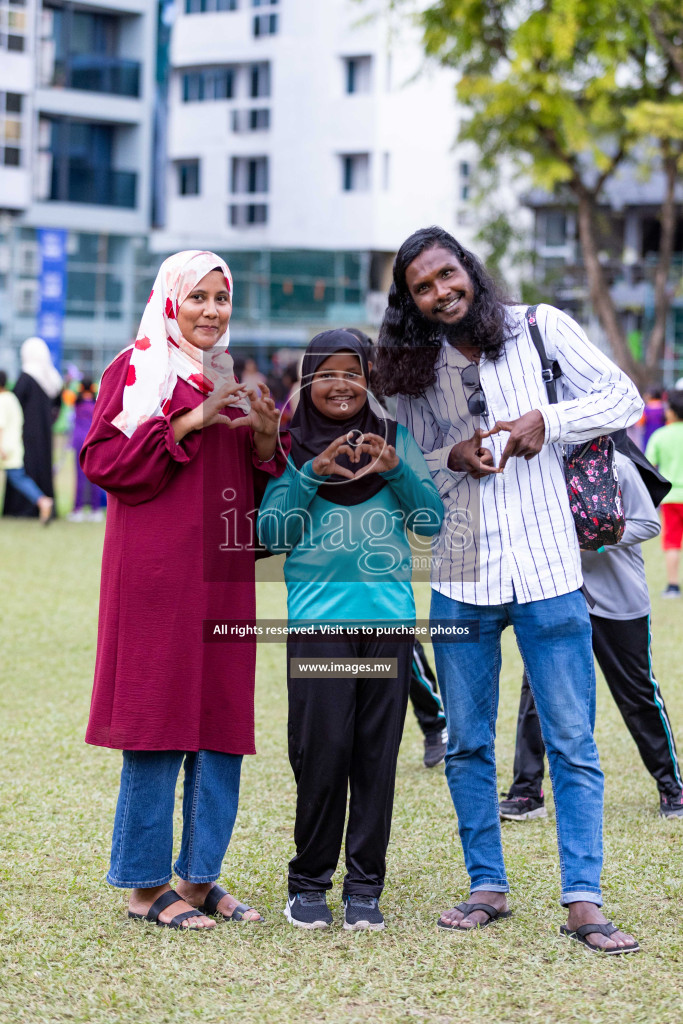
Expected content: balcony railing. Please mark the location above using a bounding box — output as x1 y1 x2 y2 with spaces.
50 56 141 98
50 163 137 208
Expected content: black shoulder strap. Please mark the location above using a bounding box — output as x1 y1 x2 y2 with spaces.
525 305 562 405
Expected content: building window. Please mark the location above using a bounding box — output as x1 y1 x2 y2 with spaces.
231 156 269 194
206 68 235 99
182 72 204 102
40 6 141 97
229 203 268 227
344 56 372 95
185 0 238 12
177 160 200 196
2 0 28 51
341 154 370 192
253 13 277 36
182 68 235 101
0 90 25 167
37 115 137 208
458 160 472 202
249 62 270 98
232 108 270 132
544 211 567 247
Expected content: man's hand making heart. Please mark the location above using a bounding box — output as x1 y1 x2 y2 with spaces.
482 410 546 470
448 410 546 479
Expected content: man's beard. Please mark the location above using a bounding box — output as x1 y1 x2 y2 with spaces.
439 295 479 348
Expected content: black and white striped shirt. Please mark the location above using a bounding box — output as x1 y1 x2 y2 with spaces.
397 304 644 605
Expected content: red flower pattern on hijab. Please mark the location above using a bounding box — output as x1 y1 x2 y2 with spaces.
111 250 247 437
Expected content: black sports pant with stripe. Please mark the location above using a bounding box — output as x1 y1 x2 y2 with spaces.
509 614 683 801
409 638 446 735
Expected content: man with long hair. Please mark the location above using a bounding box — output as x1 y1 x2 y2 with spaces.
373 226 644 954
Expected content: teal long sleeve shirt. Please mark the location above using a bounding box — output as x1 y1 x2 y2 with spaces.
257 424 444 626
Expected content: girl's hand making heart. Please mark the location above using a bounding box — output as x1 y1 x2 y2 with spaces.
311 435 359 478
353 433 399 475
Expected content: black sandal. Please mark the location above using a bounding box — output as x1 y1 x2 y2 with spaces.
197 884 264 922
560 922 640 954
437 901 512 930
128 889 210 930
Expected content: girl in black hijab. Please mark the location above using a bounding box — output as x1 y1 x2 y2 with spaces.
288 328 396 505
258 329 443 933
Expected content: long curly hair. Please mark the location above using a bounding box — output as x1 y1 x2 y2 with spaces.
374 226 513 397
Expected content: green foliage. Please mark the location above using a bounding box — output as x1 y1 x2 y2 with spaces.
416 1 683 196
626 102 683 146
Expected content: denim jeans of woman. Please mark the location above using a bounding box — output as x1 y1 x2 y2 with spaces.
431 588 604 906
107 749 242 888
5 467 45 506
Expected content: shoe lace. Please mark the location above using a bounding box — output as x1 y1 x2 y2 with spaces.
348 894 377 907
299 892 327 906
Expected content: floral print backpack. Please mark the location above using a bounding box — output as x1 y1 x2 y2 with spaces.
526 306 626 551
564 439 625 549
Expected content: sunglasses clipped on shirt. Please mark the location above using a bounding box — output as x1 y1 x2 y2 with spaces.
460 363 488 421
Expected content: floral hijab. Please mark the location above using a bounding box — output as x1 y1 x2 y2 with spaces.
113 250 248 437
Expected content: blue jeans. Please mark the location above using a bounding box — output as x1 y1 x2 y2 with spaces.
431 588 604 906
107 750 242 889
5 467 44 506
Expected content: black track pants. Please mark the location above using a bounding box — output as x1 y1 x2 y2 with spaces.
409 639 446 736
286 635 411 898
509 615 682 801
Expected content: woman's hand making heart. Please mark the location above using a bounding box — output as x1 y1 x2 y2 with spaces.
227 384 279 438
173 380 248 443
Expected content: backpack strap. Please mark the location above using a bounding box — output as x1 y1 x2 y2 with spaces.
525 305 562 405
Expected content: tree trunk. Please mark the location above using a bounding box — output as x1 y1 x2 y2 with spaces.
644 147 679 383
573 185 645 387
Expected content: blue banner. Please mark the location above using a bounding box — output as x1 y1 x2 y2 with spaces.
36 228 68 369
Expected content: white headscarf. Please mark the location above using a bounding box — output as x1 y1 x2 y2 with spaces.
112 250 249 438
20 337 63 400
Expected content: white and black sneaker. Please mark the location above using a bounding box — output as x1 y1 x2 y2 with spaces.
499 791 548 821
284 891 333 929
423 728 448 768
343 895 385 931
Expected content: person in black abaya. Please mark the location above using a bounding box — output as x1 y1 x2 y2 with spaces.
2 337 62 518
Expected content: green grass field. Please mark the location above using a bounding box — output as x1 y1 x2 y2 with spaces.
1 515 682 1024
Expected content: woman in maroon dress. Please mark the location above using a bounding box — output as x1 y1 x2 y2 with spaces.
82 250 288 930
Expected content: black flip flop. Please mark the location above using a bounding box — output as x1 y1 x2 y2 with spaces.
437 901 512 931
197 883 264 922
560 922 640 954
128 889 210 930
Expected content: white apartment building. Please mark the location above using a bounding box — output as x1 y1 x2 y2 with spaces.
0 0 33 211
157 0 478 342
0 0 158 375
0 0 503 374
